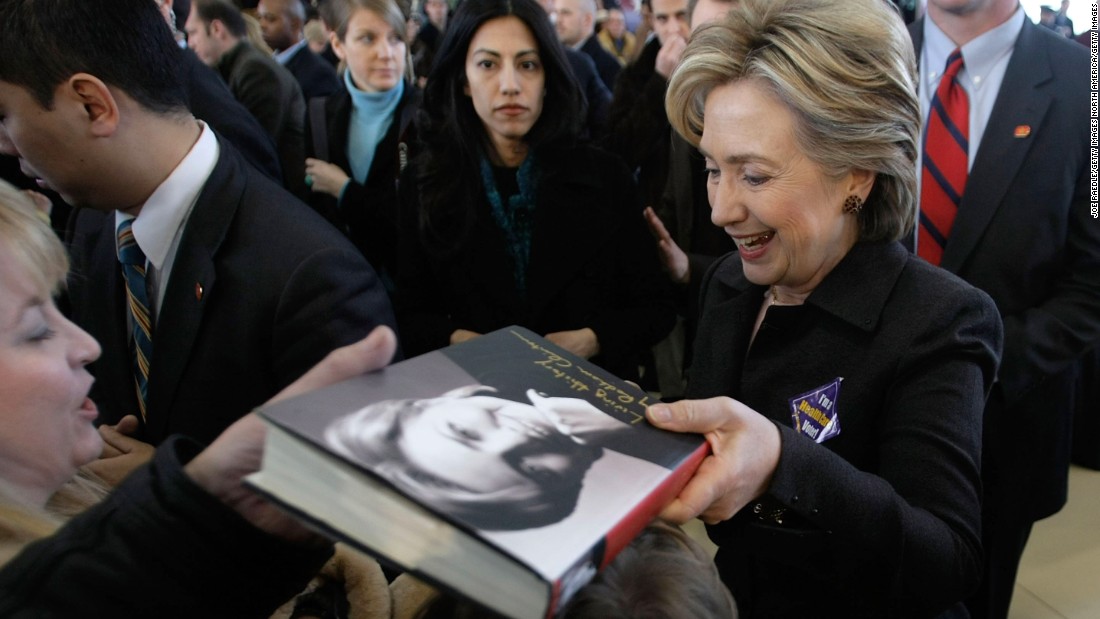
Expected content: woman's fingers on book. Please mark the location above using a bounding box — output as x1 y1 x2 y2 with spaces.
649 398 783 524
646 398 730 432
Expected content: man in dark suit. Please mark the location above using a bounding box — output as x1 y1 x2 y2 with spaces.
535 0 612 139
258 0 339 99
1055 0 1075 37
641 0 736 398
604 0 689 208
186 0 308 198
565 48 612 140
417 0 449 53
554 0 621 92
1 0 283 237
0 48 284 239
0 0 395 447
178 48 283 182
910 2 1099 617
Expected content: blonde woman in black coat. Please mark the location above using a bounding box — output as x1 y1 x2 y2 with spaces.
645 1 1003 616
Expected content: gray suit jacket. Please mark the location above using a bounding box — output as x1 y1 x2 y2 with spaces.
217 41 307 197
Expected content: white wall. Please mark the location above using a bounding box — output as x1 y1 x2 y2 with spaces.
1019 0 1094 35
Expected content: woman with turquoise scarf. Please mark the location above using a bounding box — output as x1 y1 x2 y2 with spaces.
304 0 419 288
394 0 675 383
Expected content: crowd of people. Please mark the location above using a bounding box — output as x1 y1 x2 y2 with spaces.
0 0 1095 617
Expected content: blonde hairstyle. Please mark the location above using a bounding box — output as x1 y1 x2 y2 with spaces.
304 19 329 47
0 181 110 566
665 0 919 242
0 472 110 568
0 181 67 298
0 505 59 567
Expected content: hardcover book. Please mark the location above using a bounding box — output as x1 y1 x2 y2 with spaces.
246 326 709 619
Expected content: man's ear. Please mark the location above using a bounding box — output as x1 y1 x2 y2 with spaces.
66 73 120 138
209 18 227 40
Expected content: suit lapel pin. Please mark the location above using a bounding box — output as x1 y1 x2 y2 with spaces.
195 282 204 301
1013 125 1031 138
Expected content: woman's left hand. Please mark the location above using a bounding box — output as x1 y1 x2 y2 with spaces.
646 397 781 524
545 328 600 359
304 158 351 199
87 415 155 487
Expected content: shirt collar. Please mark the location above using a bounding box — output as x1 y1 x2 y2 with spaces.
922 5 1024 90
116 122 219 270
274 39 308 65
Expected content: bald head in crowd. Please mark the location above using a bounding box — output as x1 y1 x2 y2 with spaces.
257 0 307 52
554 0 598 47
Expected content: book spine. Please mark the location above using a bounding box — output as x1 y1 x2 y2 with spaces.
599 442 711 569
546 580 563 619
542 442 711 619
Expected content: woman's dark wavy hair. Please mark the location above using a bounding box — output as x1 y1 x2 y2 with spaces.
412 0 585 255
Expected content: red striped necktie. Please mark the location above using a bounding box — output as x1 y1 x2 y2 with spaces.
919 48 969 266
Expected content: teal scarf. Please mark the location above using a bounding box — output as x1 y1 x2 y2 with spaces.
479 154 539 296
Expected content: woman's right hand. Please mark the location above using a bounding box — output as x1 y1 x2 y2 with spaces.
304 158 351 199
646 397 781 524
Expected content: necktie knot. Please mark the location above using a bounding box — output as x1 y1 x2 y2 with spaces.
117 219 147 268
943 48 965 81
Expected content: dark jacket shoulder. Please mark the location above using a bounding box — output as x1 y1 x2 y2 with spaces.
284 45 339 99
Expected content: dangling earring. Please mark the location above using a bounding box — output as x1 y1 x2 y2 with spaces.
843 195 863 214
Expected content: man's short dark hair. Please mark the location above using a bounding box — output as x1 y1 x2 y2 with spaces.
0 0 186 112
192 0 249 38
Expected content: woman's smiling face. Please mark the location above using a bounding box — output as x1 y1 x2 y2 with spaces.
700 79 868 297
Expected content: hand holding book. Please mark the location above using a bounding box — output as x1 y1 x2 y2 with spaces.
647 395 782 525
246 326 709 619
186 326 399 544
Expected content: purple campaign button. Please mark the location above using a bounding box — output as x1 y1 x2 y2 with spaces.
788 378 843 444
